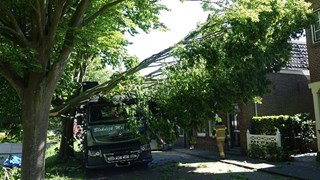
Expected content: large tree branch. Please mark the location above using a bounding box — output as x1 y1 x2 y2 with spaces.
47 0 89 89
0 64 26 98
50 46 174 116
82 0 125 27
30 0 43 43
69 0 90 28
0 2 30 47
47 0 68 48
47 31 75 90
49 21 212 116
0 27 28 45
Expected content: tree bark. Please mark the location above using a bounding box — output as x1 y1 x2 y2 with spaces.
20 76 54 180
58 111 75 160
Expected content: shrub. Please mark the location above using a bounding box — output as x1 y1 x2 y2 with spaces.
264 143 291 162
0 123 23 143
247 144 266 159
251 113 315 153
247 143 290 162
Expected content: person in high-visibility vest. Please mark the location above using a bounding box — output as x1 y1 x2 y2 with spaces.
213 117 227 158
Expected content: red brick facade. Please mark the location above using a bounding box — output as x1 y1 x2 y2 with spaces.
240 72 315 154
306 1 320 82
306 0 320 159
244 73 314 118
185 71 315 155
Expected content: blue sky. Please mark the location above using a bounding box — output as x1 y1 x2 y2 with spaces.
126 0 209 61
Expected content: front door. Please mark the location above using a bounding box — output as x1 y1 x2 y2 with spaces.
229 113 240 147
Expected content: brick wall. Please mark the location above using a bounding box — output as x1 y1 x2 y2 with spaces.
306 36 320 82
175 72 314 154
241 72 314 154
242 72 314 120
306 0 320 82
256 73 314 118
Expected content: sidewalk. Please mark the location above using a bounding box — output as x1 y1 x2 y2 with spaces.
173 147 320 180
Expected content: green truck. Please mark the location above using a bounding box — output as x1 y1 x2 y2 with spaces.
74 82 152 168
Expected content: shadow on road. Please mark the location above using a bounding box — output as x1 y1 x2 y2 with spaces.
85 151 292 180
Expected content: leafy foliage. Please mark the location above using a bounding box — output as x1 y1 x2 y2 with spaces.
0 77 20 120
251 113 315 153
0 0 169 178
147 0 313 139
0 124 23 143
0 166 21 180
248 143 291 162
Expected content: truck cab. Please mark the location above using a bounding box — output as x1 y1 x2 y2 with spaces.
76 95 152 168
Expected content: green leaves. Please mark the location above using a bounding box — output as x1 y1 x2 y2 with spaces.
0 77 21 119
147 0 313 133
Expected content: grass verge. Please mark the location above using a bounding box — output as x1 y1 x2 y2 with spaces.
45 142 86 179
0 134 86 179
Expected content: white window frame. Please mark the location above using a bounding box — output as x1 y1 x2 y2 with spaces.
312 11 320 43
197 121 215 137
197 122 206 137
178 127 184 137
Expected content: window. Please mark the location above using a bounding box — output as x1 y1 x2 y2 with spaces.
178 127 184 137
197 126 206 137
197 121 215 137
89 104 124 123
312 11 320 43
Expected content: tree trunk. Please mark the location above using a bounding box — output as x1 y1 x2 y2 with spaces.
58 111 75 160
21 79 53 180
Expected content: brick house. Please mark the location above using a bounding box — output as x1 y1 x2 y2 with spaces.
176 43 315 154
306 0 320 161
239 43 315 154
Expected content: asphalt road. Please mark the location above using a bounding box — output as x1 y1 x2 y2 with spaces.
86 150 295 180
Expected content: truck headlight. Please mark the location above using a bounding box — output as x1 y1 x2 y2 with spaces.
88 150 102 157
140 144 151 151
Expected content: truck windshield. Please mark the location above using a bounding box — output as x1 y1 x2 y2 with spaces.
89 104 126 124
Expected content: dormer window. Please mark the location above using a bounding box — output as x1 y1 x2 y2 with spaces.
312 11 320 43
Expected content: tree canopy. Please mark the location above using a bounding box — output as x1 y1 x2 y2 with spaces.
148 0 313 134
0 0 315 178
0 0 167 179
0 77 20 120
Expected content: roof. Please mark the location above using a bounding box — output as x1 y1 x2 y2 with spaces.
285 43 309 70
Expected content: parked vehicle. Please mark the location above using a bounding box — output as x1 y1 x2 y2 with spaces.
74 82 152 168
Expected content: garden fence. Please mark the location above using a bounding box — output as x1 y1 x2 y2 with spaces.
246 129 281 150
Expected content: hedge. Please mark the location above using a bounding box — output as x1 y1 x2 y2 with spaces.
251 113 315 153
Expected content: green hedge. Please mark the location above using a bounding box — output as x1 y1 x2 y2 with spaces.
251 113 315 153
247 143 291 162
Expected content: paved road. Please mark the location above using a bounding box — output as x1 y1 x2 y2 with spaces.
86 150 295 180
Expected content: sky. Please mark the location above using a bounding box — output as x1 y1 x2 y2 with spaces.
126 0 209 61
126 0 307 62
